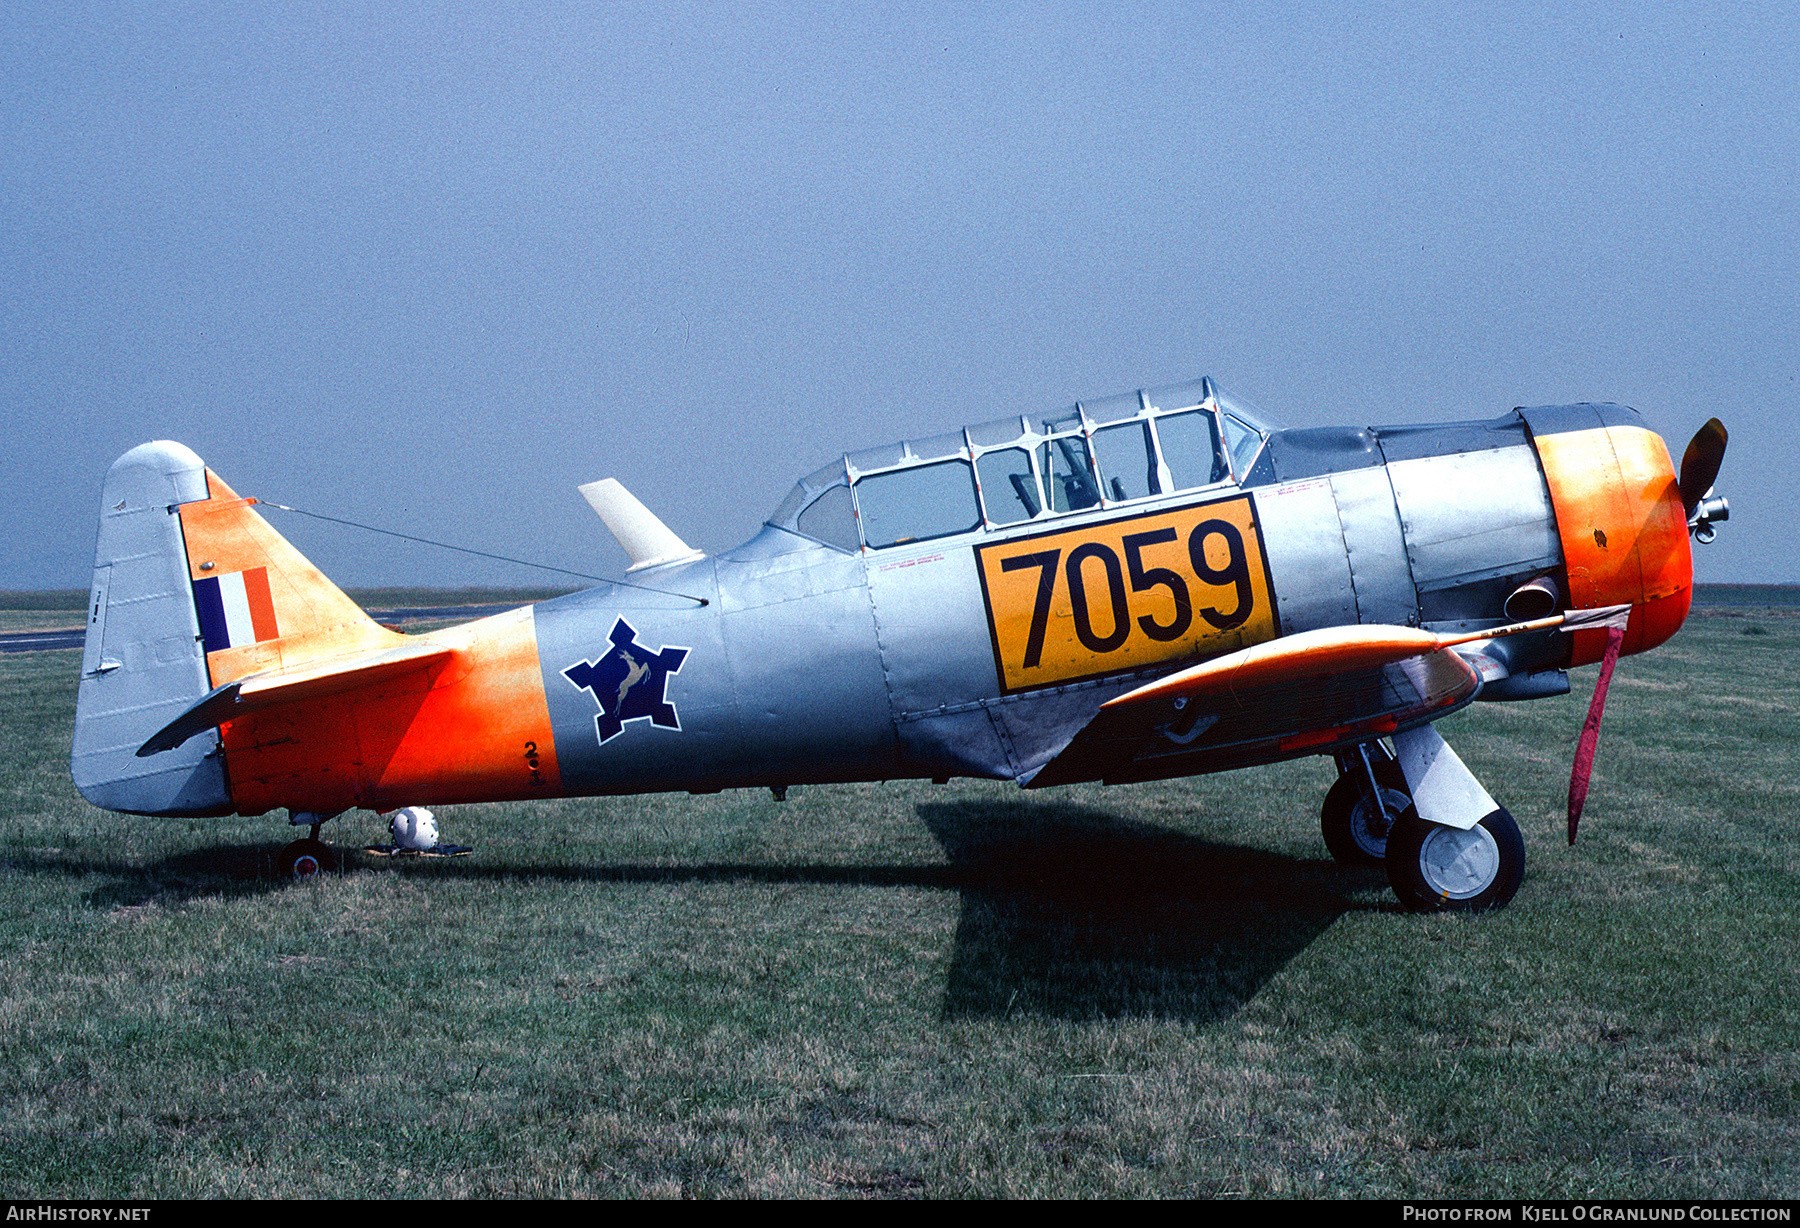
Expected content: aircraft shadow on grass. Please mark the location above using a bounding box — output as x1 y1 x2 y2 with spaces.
917 799 1375 1024
59 797 1379 1025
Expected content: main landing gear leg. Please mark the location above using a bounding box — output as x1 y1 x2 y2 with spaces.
278 810 343 881
1320 741 1411 866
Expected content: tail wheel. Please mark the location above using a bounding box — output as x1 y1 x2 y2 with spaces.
1385 806 1524 913
278 838 338 881
1320 759 1410 866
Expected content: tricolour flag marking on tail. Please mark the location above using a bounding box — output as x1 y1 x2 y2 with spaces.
193 567 279 653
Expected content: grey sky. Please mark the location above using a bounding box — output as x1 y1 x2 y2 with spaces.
3 1 1793 588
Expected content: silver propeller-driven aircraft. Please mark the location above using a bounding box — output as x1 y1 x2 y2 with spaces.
72 376 1729 909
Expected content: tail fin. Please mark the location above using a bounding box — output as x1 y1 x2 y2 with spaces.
172 460 393 682
72 442 396 815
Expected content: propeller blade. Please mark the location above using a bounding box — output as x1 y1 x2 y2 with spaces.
1679 418 1729 518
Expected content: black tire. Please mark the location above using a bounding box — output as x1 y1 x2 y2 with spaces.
1385 805 1525 913
1320 760 1411 866
278 838 338 881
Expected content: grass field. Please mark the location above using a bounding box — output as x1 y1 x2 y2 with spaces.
1 601 1795 1198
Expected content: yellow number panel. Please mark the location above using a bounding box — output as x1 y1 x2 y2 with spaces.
975 495 1278 693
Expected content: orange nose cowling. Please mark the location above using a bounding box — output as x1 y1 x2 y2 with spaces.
1533 423 1693 666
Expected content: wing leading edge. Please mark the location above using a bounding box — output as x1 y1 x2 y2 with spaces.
1024 609 1625 789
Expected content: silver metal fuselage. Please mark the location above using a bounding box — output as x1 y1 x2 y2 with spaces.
533 412 1570 796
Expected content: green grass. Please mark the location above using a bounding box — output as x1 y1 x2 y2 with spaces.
1 608 1796 1197
0 591 88 611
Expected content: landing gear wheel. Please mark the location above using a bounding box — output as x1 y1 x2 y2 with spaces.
1321 762 1410 866
278 838 338 881
1385 806 1524 913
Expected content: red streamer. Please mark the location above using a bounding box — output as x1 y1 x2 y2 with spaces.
1567 624 1626 844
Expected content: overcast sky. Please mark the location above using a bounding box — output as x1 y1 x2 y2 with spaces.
3 1 1793 590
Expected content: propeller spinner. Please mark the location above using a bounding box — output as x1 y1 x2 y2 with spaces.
1679 418 1730 542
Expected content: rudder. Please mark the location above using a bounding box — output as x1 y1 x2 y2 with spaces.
73 442 230 815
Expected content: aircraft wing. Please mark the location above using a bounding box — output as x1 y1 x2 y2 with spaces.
1024 623 1497 789
136 640 455 757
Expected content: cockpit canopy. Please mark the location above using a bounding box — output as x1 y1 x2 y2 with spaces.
767 376 1278 553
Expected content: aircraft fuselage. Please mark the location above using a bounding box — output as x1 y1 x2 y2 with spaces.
72 388 1691 821
519 401 1689 803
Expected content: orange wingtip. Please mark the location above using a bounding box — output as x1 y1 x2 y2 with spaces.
1107 624 1448 710
1117 606 1632 713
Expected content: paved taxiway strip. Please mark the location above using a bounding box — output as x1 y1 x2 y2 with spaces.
0 604 522 655
1 630 82 653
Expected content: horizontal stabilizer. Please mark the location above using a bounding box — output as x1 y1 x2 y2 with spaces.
137 640 454 756
579 478 704 572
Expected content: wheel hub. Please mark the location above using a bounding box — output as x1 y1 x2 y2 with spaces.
1354 788 1408 848
1416 824 1501 899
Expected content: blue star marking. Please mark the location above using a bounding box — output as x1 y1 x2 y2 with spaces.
562 618 689 744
